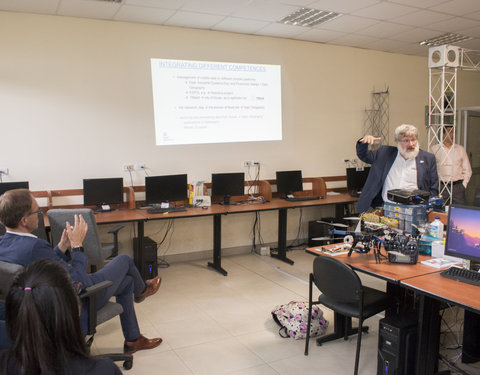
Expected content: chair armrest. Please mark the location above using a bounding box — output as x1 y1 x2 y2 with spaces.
79 280 113 335
107 225 124 234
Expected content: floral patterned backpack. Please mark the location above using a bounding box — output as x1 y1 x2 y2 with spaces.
272 301 328 340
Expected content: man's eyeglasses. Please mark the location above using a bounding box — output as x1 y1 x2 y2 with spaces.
27 209 42 217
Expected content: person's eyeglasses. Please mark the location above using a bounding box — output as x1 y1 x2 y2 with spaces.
27 209 42 216
400 138 417 144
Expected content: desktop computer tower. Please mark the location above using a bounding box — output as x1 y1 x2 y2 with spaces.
308 219 333 247
377 314 417 375
462 310 480 363
133 236 158 280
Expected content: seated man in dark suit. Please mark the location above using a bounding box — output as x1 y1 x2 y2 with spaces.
0 189 162 354
356 124 439 213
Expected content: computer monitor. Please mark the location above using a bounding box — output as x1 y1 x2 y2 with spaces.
276 170 303 196
444 205 480 264
0 181 29 196
346 167 370 197
145 174 188 205
83 178 123 210
211 172 244 205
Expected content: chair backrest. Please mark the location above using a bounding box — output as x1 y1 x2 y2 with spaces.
0 261 24 300
47 209 104 270
31 212 49 242
312 255 363 304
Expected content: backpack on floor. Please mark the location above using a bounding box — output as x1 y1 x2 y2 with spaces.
272 301 328 340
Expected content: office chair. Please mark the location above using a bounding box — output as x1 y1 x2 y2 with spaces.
0 260 133 370
47 209 124 272
304 255 395 375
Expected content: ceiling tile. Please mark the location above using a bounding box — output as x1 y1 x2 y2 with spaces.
308 0 381 14
388 0 449 8
164 10 225 28
0 0 59 14
356 21 412 38
427 17 479 34
329 33 378 48
212 17 269 34
124 0 185 9
230 0 298 22
254 22 307 38
181 0 251 16
58 0 120 20
392 10 453 27
430 0 480 17
456 38 480 50
315 14 379 33
114 5 174 24
389 27 441 43
351 2 418 20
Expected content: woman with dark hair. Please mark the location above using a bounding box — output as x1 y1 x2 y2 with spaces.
0 259 121 375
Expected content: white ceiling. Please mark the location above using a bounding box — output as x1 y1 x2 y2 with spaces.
2 0 480 56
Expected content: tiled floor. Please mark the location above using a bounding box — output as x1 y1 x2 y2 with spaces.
91 250 387 375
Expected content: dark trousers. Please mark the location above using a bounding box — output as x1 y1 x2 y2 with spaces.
441 181 466 205
85 255 146 342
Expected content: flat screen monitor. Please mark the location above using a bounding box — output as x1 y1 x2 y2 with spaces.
145 174 188 205
83 178 123 209
444 205 480 264
276 170 303 196
0 181 29 196
211 173 244 205
346 167 370 197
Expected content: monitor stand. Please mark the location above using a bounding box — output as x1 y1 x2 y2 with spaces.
219 195 234 205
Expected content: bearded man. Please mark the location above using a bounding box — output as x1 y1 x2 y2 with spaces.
355 124 439 213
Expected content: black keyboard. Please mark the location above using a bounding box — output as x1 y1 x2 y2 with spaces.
147 207 188 214
284 196 321 202
440 266 480 287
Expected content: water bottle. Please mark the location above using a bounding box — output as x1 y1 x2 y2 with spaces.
429 216 444 240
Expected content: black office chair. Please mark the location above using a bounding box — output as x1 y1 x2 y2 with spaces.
304 255 395 375
47 209 124 272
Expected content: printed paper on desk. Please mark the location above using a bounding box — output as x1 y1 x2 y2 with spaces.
420 258 460 269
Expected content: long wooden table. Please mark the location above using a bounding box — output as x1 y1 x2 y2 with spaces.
306 247 480 375
142 194 356 275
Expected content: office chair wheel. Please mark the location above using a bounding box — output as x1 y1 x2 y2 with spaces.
123 359 133 370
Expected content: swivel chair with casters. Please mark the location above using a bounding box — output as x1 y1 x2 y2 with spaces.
47 209 124 272
304 255 396 375
0 260 133 370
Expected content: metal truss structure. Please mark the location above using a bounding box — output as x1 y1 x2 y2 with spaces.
428 46 480 204
364 88 389 150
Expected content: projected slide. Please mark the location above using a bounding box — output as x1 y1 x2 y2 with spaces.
151 59 282 146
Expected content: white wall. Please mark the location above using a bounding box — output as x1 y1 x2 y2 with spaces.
1 11 479 257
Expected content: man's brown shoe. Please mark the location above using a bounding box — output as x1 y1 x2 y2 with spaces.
135 276 161 303
124 335 163 354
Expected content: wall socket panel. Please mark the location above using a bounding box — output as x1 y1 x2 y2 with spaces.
243 161 259 167
123 164 145 171
0 168 9 175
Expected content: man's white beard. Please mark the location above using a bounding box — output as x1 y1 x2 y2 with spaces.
397 143 419 160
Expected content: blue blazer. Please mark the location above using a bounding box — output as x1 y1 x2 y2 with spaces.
0 233 91 288
356 142 439 213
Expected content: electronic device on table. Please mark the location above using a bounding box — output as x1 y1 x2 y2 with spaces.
145 174 188 212
0 181 29 195
440 205 480 286
346 167 370 197
384 233 419 264
211 172 244 205
276 170 320 201
387 189 430 205
83 177 123 212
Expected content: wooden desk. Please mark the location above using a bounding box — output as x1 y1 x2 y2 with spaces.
143 194 356 275
402 272 480 375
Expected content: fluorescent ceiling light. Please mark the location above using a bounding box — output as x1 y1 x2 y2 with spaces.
279 8 341 27
419 33 472 47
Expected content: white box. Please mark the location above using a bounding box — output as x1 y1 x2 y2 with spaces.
193 196 211 207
